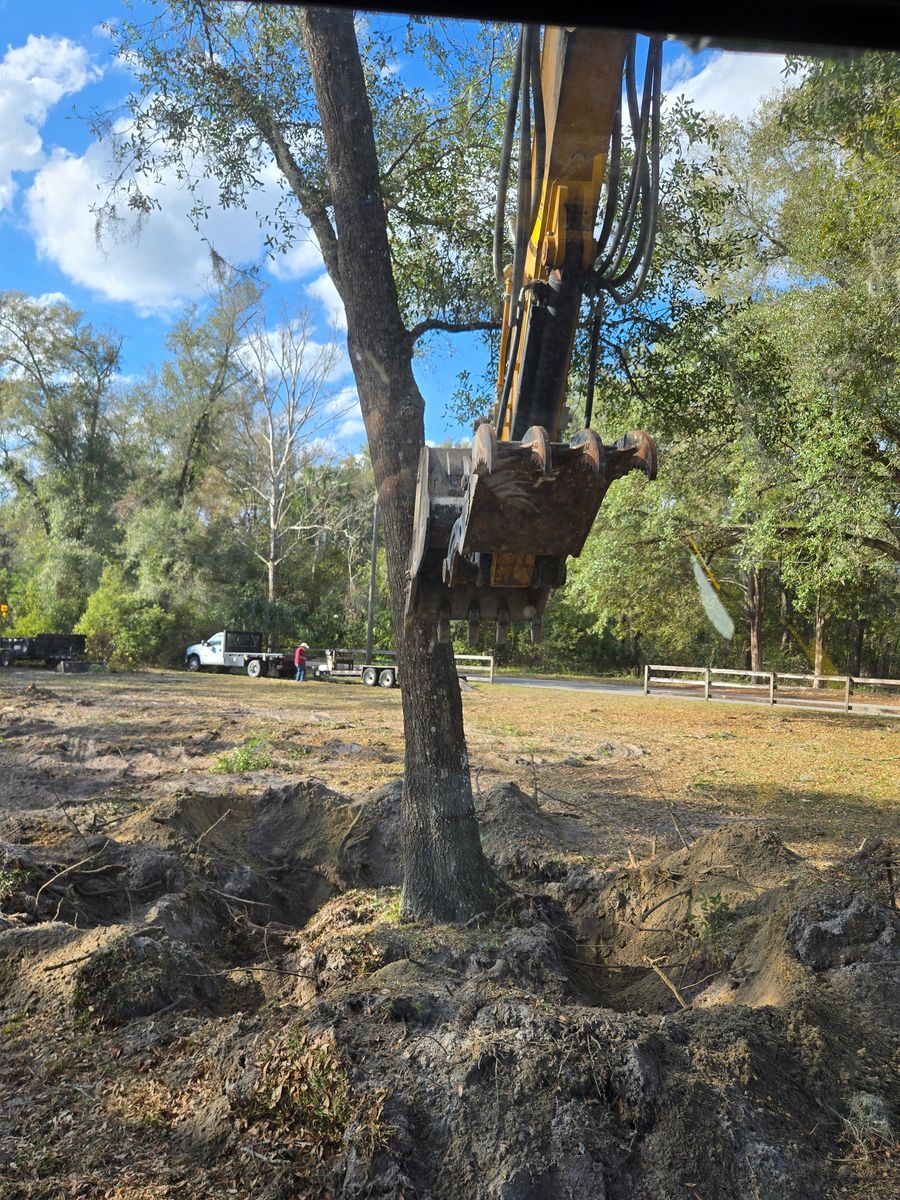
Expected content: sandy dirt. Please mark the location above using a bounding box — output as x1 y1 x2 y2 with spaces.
0 668 897 1199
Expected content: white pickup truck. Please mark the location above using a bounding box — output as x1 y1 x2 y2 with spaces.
185 630 291 678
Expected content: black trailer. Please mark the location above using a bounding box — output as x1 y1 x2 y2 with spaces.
0 633 88 670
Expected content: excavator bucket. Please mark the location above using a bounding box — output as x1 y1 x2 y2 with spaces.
405 425 656 645
404 26 662 647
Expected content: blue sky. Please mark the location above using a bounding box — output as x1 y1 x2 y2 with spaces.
1 3 789 450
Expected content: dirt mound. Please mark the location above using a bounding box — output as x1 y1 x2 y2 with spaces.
1 769 898 1200
191 835 897 1200
476 781 597 875
72 931 220 1026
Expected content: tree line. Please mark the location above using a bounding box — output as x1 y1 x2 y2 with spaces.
2 48 898 682
0 280 385 663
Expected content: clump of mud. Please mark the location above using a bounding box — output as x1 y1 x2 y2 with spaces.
1 776 898 1200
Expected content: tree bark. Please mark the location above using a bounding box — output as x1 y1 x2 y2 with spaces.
813 605 827 688
851 615 866 677
779 581 794 653
745 568 765 674
300 7 499 921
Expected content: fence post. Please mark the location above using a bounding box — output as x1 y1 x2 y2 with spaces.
769 673 776 705
845 675 852 711
489 655 495 685
643 664 650 695
704 667 711 700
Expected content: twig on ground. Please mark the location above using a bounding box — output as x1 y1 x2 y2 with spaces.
641 888 692 922
210 889 273 908
43 952 95 973
34 841 110 908
36 765 89 848
184 962 317 981
191 808 232 853
644 956 689 1008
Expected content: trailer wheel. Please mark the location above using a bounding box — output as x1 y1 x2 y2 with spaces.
378 669 396 688
362 666 378 686
187 654 201 672
246 659 263 678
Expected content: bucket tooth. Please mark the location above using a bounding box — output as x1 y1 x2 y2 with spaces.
570 428 604 476
467 602 480 646
472 421 496 475
531 616 543 645
520 425 552 474
608 430 657 481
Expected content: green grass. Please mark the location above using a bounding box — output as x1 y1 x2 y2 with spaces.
211 733 274 774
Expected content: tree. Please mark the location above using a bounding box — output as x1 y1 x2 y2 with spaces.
222 304 345 605
0 292 128 625
104 3 509 919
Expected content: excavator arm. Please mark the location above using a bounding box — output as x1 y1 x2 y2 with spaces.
407 26 660 644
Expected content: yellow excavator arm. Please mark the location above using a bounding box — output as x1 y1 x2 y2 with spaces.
407 26 660 645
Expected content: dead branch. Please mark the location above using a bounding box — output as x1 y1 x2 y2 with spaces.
644 956 689 1008
641 888 692 922
34 842 110 907
191 807 233 852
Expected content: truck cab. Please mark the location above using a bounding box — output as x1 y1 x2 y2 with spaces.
186 632 227 670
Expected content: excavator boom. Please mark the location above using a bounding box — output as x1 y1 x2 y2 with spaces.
407 26 660 644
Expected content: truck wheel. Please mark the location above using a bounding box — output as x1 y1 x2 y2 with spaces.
378 669 396 688
0 650 12 668
246 659 263 678
187 655 201 672
362 666 378 686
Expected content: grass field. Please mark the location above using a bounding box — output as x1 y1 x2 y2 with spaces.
1 667 896 866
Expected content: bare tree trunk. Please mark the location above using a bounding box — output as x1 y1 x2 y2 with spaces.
779 581 794 653
813 606 827 688
851 615 866 677
301 8 499 921
745 568 765 674
268 515 279 605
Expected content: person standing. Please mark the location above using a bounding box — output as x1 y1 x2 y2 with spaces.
294 641 309 682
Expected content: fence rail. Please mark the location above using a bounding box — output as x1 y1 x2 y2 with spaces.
643 664 900 713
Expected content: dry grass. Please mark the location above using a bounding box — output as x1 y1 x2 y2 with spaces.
1 667 896 866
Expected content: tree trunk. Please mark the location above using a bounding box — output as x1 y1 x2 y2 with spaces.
300 8 499 921
779 581 794 653
851 615 866 677
268 512 279 605
813 605 827 688
745 568 765 674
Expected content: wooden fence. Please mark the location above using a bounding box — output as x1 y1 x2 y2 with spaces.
643 664 900 713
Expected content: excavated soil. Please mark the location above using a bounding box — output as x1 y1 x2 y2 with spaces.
0 676 898 1199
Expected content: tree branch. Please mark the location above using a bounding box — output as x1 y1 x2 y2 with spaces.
408 317 498 344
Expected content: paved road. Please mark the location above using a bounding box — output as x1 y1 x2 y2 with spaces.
487 674 899 718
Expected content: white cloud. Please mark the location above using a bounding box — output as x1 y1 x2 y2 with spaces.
0 35 101 210
665 50 789 123
306 272 347 331
325 385 359 417
336 415 366 442
267 233 323 281
24 136 331 317
35 290 70 307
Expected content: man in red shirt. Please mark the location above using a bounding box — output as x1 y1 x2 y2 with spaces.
294 642 308 682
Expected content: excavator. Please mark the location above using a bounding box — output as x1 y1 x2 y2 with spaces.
406 26 662 647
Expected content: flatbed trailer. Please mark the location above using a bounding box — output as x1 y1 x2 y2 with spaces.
313 648 398 688
0 634 89 670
